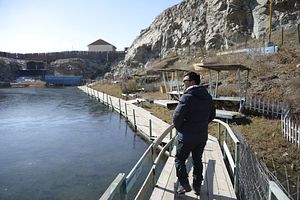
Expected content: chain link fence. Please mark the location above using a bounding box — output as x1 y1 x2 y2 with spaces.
232 126 297 200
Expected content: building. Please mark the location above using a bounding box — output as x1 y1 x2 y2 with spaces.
87 39 116 52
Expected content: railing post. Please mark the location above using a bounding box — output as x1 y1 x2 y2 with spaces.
149 119 152 138
125 103 128 120
223 127 228 159
119 99 121 115
217 122 221 142
133 109 137 131
120 181 127 200
110 97 114 111
234 142 240 194
106 94 109 106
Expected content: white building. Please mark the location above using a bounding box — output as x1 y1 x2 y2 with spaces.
87 39 116 52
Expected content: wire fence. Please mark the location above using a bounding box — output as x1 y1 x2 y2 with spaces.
232 126 298 200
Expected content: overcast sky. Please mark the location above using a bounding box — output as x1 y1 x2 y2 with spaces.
0 0 182 53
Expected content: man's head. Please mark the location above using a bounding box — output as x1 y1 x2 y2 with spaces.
182 71 200 90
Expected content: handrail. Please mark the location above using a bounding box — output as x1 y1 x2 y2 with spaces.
99 124 177 200
213 119 240 194
135 134 177 200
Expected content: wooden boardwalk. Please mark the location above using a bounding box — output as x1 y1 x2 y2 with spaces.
151 136 236 200
79 86 174 143
79 86 237 200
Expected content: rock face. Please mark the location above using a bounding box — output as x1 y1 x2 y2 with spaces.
0 57 109 81
0 58 23 81
49 58 108 79
112 0 300 78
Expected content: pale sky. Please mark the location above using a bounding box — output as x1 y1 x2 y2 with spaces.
0 0 182 53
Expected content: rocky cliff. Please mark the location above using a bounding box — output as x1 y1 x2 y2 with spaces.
0 57 110 82
112 0 300 78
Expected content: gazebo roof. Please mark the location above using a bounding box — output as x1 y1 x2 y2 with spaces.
193 63 250 71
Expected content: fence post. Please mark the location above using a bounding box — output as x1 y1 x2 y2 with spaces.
234 142 240 194
106 94 109 106
272 100 275 117
217 122 221 142
149 119 152 138
119 99 122 115
298 24 300 44
110 97 114 111
133 109 137 131
125 103 128 120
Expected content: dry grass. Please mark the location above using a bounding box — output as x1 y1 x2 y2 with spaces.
92 83 123 98
239 116 300 175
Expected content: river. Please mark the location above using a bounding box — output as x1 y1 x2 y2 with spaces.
0 87 148 200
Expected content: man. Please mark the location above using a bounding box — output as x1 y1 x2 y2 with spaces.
173 71 216 195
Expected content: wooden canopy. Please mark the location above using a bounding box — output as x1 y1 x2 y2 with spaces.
193 63 250 72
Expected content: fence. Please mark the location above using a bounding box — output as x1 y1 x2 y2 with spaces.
232 126 294 200
245 95 300 149
281 113 300 149
245 96 288 117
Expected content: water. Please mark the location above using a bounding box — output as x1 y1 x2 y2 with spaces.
0 87 148 200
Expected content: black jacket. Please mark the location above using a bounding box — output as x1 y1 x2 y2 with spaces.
173 85 216 144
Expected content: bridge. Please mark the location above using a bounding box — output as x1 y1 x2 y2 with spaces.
79 86 290 200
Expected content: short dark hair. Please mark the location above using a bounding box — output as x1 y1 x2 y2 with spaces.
184 71 200 85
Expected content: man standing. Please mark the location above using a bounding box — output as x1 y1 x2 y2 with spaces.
173 71 216 195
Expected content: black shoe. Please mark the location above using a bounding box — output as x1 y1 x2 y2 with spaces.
177 184 192 194
192 182 201 195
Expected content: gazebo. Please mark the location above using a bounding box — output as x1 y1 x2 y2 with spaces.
193 63 251 113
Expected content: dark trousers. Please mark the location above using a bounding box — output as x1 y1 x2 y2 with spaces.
175 140 206 185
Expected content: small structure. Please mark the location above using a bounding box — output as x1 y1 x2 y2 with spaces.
18 61 47 79
44 75 82 86
87 39 116 52
193 63 250 113
155 69 189 100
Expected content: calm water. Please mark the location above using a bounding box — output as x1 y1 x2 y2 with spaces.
0 87 148 200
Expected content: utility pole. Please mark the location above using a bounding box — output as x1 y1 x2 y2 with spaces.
268 0 273 43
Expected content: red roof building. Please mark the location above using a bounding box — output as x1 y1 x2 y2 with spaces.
87 39 116 52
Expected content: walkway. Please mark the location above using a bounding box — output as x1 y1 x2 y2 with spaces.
79 86 237 200
151 136 236 199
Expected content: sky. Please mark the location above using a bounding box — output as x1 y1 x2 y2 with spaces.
0 0 182 53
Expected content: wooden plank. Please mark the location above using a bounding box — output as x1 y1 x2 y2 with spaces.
149 137 236 200
153 100 178 109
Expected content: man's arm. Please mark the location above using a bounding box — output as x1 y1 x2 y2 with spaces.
173 95 189 131
208 100 216 122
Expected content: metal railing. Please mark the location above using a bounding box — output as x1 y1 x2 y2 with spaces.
213 119 240 194
99 124 176 200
